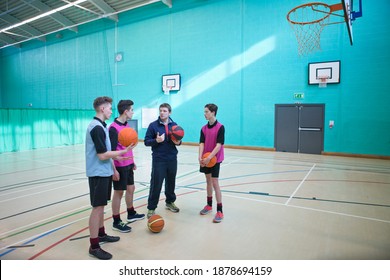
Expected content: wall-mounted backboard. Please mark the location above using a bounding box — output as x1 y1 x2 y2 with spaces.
162 74 181 91
308 61 340 85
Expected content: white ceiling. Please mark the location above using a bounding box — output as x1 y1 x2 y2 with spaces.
0 0 172 49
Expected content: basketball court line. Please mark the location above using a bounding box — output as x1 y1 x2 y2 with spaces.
0 204 91 239
1 180 388 259
9 180 388 259
0 203 108 247
222 193 390 225
235 152 390 173
25 158 85 171
0 207 99 257
0 172 85 190
1 178 198 259
220 188 390 208
0 180 85 204
179 176 390 209
0 186 150 240
2 173 387 247
26 190 200 260
285 163 316 205
0 193 88 221
1 157 386 212
175 157 243 186
0 224 69 258
1 145 389 259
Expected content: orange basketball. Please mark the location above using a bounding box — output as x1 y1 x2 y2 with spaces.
202 152 217 168
147 214 165 233
118 127 138 147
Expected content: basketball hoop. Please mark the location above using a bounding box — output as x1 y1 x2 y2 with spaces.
287 2 343 56
163 85 173 95
318 75 329 88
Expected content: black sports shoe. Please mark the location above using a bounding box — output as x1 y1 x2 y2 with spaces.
112 221 132 233
99 234 120 243
127 212 145 223
89 247 112 260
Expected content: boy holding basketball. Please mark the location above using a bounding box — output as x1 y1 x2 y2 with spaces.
109 100 145 233
198 103 225 223
86 96 134 260
144 103 182 218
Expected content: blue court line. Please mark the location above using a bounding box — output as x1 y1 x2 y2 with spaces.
0 172 85 190
0 224 68 258
3 167 388 259
220 169 313 181
179 184 390 208
0 193 89 221
180 169 310 188
225 190 390 208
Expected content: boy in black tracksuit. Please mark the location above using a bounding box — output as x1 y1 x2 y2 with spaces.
144 103 181 218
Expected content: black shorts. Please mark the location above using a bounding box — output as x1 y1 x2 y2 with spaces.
200 162 221 178
113 164 135 191
89 176 112 207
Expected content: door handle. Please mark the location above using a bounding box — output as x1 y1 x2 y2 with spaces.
299 127 321 131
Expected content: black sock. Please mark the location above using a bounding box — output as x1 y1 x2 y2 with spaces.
127 207 136 216
98 226 106 237
90 237 100 249
207 196 212 207
113 214 121 224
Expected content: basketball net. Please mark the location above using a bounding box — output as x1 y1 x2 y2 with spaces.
287 3 333 56
163 86 172 95
318 76 329 88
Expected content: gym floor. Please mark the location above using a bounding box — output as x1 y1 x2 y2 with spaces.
1 144 389 260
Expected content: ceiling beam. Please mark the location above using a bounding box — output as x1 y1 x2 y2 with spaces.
0 33 21 48
24 0 78 33
0 9 46 41
87 0 118 22
162 0 172 8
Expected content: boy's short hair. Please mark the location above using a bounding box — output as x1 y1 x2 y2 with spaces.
93 96 113 110
159 103 172 113
205 103 218 116
117 99 134 114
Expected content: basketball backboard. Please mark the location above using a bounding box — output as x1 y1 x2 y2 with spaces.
341 0 353 45
308 61 340 85
162 74 181 92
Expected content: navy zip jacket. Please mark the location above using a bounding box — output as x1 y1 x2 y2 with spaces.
144 117 180 162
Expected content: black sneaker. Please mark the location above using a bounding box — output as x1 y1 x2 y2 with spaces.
127 212 145 223
89 247 112 260
99 234 120 243
112 221 131 233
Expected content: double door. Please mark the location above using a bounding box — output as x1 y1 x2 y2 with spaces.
274 104 324 154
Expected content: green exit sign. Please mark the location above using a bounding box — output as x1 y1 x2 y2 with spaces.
294 93 304 99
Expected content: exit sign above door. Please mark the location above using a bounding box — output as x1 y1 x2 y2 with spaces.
294 93 304 99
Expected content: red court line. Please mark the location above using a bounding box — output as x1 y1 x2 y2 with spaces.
220 179 390 188
28 190 198 260
25 177 390 259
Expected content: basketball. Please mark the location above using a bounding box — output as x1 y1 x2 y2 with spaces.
118 127 138 147
202 152 217 168
171 125 184 141
147 214 165 233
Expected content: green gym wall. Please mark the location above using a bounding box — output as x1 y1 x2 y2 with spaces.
0 0 389 156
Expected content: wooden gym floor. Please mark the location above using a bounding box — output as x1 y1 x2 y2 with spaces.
0 144 389 260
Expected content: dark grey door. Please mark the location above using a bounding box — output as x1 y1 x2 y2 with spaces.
274 105 299 153
275 104 324 154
